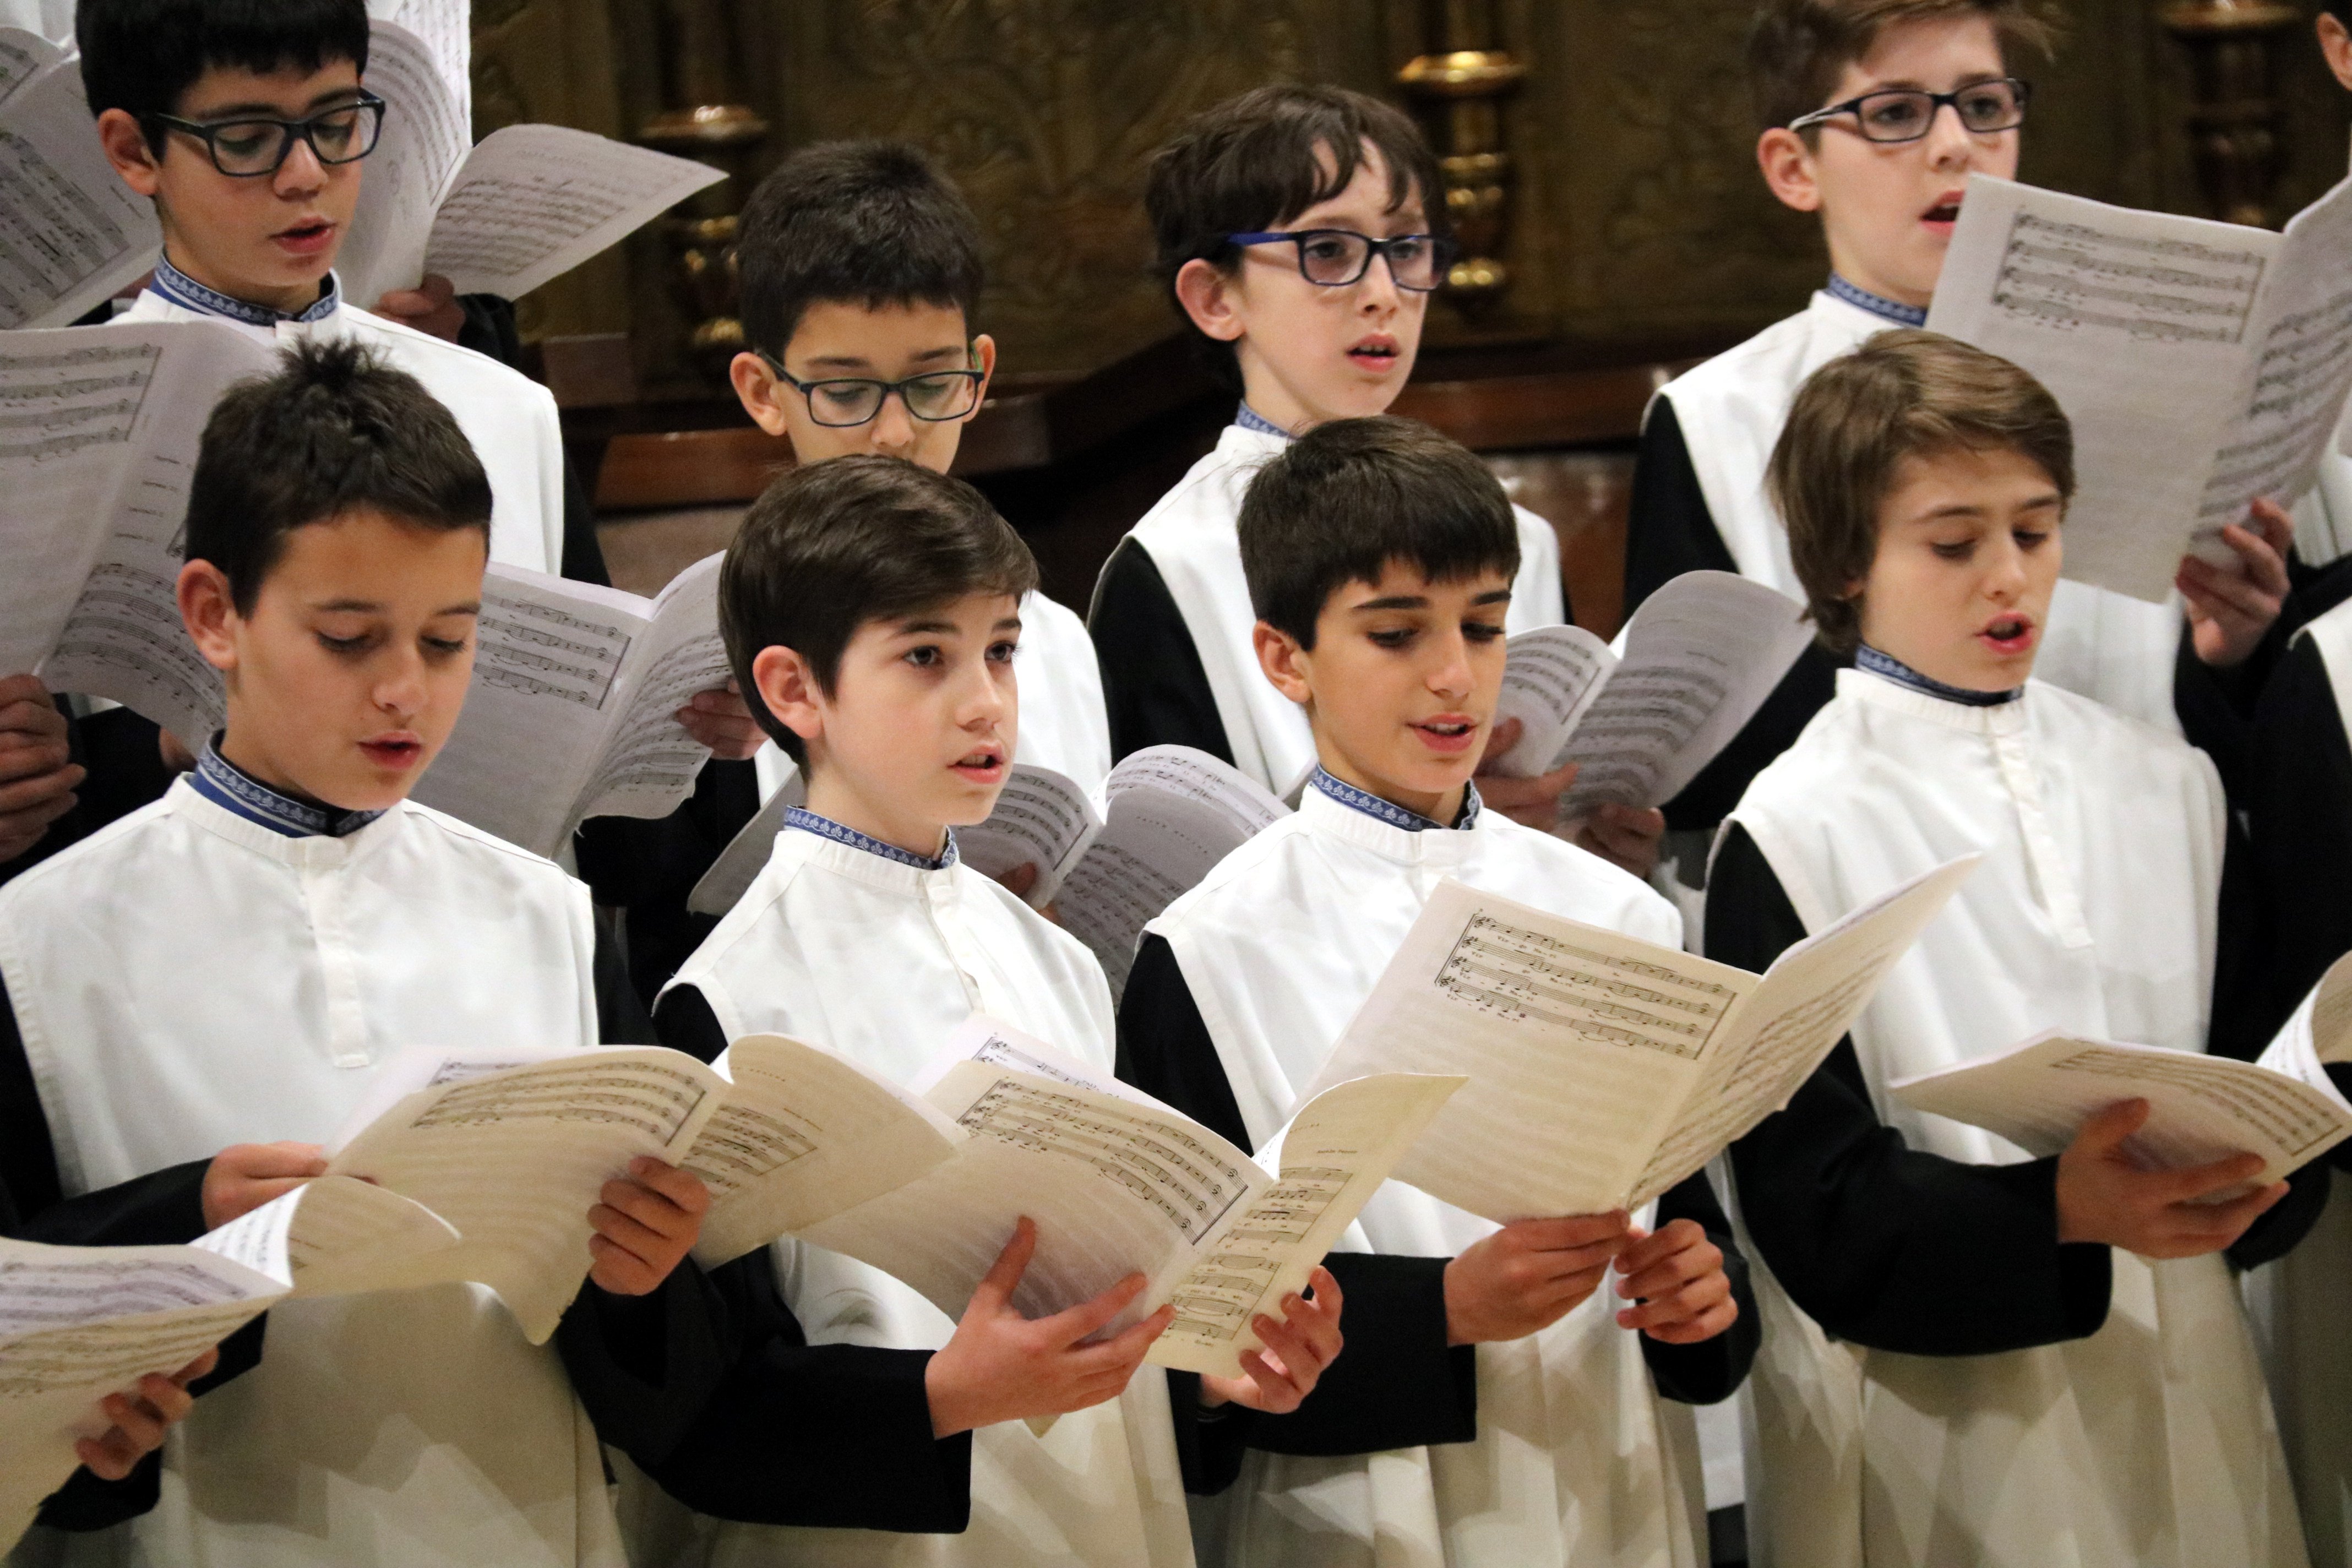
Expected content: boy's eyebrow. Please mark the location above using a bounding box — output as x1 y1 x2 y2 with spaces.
1859 70 2005 94
1471 589 1512 605
1349 594 1431 611
309 597 482 614
801 344 966 372
193 87 367 118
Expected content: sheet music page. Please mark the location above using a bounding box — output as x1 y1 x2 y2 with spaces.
954 764 1102 906
1558 572 1816 814
572 553 728 829
685 763 804 916
2255 951 2352 1101
0 1237 285 1548
366 0 469 133
423 124 725 301
338 20 469 304
1300 878 1758 1223
1057 747 1291 998
38 323 278 745
1152 1072 1462 1378
684 1033 965 1268
408 564 652 855
323 1046 728 1342
2194 175 2352 548
1488 624 1615 777
0 26 60 104
1628 854 1978 1204
1892 1031 2352 1185
1925 173 2273 603
0 61 160 329
803 1064 1268 1338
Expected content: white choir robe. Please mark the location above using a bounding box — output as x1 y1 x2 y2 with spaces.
1124 423 1566 794
654 823 1196 1568
117 286 566 576
0 778 624 1568
1722 667 2306 1568
1656 289 2186 733
1147 787 1711 1568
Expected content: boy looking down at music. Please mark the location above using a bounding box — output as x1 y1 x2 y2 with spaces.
1627 0 2292 875
0 340 714 1566
1712 329 2327 1567
1089 86 1658 867
640 454 1338 1563
1120 415 1754 1568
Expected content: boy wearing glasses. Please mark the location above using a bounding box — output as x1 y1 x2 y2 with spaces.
722 140 1112 802
1091 86 1592 836
1624 0 2293 867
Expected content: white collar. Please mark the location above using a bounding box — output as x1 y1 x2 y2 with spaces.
1297 783 1478 868
165 774 407 870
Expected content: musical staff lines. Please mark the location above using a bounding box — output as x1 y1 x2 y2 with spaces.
955 1076 1249 1244
1990 211 2265 345
1434 912 1732 1059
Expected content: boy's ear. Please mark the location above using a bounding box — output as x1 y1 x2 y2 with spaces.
1253 620 1314 707
967 333 998 408
2322 14 2352 92
177 560 241 673
1756 127 1823 215
750 644 824 748
1174 259 1248 344
97 108 163 198
729 352 793 438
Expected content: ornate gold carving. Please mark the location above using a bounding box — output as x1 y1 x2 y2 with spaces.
1399 17 1523 312
638 0 769 374
2162 0 2301 227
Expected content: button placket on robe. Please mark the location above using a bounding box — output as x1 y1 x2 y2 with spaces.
295 840 374 1068
925 874 990 1012
1987 714 2094 949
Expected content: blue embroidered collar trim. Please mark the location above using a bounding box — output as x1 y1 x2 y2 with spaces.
785 805 959 870
151 253 340 326
1855 644 2020 706
189 737 386 837
1233 402 1294 440
1310 767 1480 833
1826 274 1928 328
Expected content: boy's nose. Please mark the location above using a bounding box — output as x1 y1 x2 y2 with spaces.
868 393 918 454
1923 102 1977 167
274 137 329 195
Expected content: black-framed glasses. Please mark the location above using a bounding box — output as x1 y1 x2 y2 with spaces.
143 91 387 177
1788 78 2030 143
756 349 986 428
1227 229 1454 292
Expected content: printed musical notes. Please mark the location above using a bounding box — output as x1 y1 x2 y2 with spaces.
1989 211 2266 345
0 58 158 330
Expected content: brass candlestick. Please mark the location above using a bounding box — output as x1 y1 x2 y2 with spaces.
2162 0 2301 227
638 0 767 374
1397 1 1525 313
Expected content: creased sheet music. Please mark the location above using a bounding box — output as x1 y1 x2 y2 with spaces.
1489 623 1614 776
955 764 1102 906
1301 858 1976 1223
324 1045 729 1342
4 322 277 745
1928 172 2352 603
1559 573 1812 813
1894 1030 2352 1186
0 56 160 329
0 26 61 104
423 124 724 301
411 555 724 856
366 0 469 133
338 19 472 306
0 1176 456 1551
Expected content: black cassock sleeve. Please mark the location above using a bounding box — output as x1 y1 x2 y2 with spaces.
1116 935 1478 1469
1710 825 2116 1355
0 976 263 1532
1089 538 1234 768
629 982 973 1532
576 759 763 1011
1623 398 1844 837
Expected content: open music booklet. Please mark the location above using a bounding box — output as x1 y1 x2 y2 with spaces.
689 746 1291 998
0 28 159 330
1890 952 2352 1186
1 319 280 747
1297 856 1978 1223
1486 571 1813 818
694 1018 1461 1380
1927 170 2352 603
0 1177 458 1549
409 556 732 857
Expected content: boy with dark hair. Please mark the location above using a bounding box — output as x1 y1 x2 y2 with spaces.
721 139 1110 800
0 340 714 1566
1091 87 1588 838
1714 329 2325 1567
641 454 1338 1565
1123 415 1754 1568
1627 0 2293 869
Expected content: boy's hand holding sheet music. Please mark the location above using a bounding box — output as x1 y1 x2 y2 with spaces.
1299 857 1980 1226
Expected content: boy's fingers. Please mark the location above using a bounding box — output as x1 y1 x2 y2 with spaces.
970 1217 1037 1314
0 673 53 710
2150 1150 2269 1204
1613 1217 1701 1275
1618 1268 1731 1330
76 1433 137 1480
135 1371 197 1424
1043 1271 1152 1346
1508 1210 1631 1252
2181 1179 2289 1240
625 1157 712 1216
2072 1098 2151 1156
598 1178 699 1240
1643 1297 1741 1344
171 1348 220 1386
220 1142 330 1179
1305 1265 1342 1316
1480 716 1523 763
587 1201 673 1260
1081 1302 1174 1367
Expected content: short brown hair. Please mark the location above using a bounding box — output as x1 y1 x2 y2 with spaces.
1146 85 1444 389
1768 328 2073 655
1747 0 2057 134
720 456 1038 764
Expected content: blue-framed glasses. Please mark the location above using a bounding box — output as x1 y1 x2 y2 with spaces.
755 349 986 428
1227 229 1453 292
1788 78 2030 143
143 91 388 177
